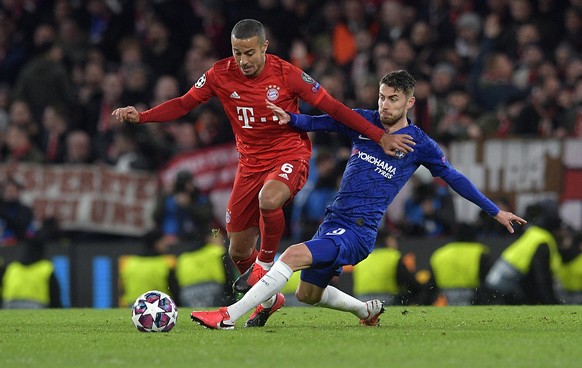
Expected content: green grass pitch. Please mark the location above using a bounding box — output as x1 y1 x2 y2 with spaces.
1 306 581 368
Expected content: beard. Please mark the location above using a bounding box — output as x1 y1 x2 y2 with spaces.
380 111 403 127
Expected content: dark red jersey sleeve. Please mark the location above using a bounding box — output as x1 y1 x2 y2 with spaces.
286 68 384 142
139 93 200 123
315 93 384 143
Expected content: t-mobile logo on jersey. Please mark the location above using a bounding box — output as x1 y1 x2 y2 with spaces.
236 106 278 129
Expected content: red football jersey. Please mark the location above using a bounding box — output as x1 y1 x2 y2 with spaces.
186 54 325 171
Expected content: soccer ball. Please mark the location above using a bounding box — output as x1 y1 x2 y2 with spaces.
131 290 178 332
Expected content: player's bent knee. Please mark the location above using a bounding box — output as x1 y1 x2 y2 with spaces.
228 246 254 261
279 243 311 269
295 290 319 305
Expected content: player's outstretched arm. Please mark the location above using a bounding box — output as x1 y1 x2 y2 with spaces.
268 101 415 157
493 210 527 234
112 106 140 124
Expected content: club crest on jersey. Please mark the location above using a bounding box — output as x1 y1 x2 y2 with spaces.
195 74 206 88
266 85 280 101
301 72 315 84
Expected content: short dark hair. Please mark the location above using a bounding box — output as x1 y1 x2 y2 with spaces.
231 19 266 43
380 70 416 97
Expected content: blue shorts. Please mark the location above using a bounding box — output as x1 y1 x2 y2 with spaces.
300 219 371 288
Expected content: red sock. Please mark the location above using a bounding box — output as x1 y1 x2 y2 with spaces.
258 207 285 264
232 249 258 275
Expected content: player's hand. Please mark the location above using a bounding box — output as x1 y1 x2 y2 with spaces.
494 210 527 234
111 106 140 124
379 133 415 157
266 101 291 125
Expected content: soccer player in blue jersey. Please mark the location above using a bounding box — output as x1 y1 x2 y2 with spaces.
190 70 526 329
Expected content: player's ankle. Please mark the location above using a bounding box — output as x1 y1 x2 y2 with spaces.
256 259 274 271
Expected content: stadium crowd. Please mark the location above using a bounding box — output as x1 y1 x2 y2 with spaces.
1 0 582 306
1 0 581 236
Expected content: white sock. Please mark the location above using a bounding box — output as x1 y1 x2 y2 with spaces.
316 285 368 319
256 259 273 271
227 260 293 322
256 260 275 307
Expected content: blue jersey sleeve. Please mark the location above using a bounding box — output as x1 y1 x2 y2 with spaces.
441 170 500 217
288 111 366 138
416 130 500 217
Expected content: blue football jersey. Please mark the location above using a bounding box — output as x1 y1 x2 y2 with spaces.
290 109 499 254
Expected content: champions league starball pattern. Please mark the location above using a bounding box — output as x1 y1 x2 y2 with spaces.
131 290 178 332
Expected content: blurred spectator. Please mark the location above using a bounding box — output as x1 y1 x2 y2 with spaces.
558 232 582 304
563 7 582 52
121 62 151 108
56 16 90 68
4 124 45 163
0 16 27 86
13 36 78 122
427 223 492 306
329 0 377 68
391 38 421 78
82 71 125 161
469 14 527 111
477 94 526 138
0 235 62 308
377 0 408 44
152 170 215 246
79 0 131 61
175 230 234 307
0 85 9 142
495 0 536 56
401 177 456 237
408 76 437 135
134 74 183 167
63 129 95 164
353 230 429 306
485 200 563 305
0 177 36 247
535 0 567 52
564 76 582 137
429 62 457 126
193 105 232 147
39 105 70 163
75 60 106 106
512 22 542 64
513 43 545 90
141 17 184 80
436 86 482 143
454 12 482 75
512 75 568 137
8 99 40 144
409 20 438 78
353 74 380 110
166 119 199 155
177 37 218 92
119 228 178 307
349 28 376 88
563 56 582 89
107 127 152 172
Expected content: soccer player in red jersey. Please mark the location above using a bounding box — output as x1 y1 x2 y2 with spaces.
113 19 415 326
